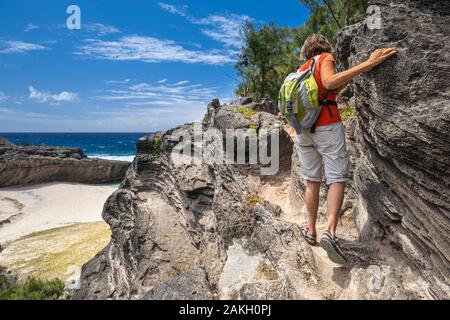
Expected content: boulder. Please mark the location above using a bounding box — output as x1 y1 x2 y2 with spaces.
141 268 213 300
336 0 450 298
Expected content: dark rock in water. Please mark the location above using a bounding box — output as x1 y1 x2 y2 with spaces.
337 0 450 298
141 268 213 300
0 137 130 187
0 136 16 149
0 136 16 157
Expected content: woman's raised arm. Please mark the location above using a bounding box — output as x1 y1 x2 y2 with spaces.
321 48 397 91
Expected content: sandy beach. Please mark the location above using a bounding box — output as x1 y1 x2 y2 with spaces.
0 182 118 243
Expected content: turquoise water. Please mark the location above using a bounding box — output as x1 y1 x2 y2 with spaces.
0 132 152 161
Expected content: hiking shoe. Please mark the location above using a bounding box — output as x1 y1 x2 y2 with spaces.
320 230 347 265
300 224 317 245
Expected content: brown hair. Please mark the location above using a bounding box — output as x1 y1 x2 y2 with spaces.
300 34 333 61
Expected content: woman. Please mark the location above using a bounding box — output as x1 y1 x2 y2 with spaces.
297 34 396 264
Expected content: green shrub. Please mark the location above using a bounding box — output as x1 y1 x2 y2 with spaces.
340 101 356 122
151 135 163 160
235 107 257 120
0 277 65 300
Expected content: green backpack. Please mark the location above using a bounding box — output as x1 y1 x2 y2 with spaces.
278 56 321 134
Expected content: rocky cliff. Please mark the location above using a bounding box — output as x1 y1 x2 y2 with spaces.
72 99 317 299
335 0 450 298
0 139 130 187
74 99 433 300
73 0 449 300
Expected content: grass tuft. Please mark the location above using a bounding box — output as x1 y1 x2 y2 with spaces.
0 276 65 300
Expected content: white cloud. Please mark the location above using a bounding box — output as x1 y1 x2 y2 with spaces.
104 79 133 84
84 23 120 36
24 23 40 32
172 80 189 86
28 86 78 103
157 79 167 84
0 91 8 102
157 3 249 48
0 40 49 54
158 2 188 16
96 80 217 110
75 35 235 65
0 79 225 131
195 14 250 48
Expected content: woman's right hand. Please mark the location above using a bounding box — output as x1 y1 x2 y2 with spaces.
320 48 397 90
367 48 397 69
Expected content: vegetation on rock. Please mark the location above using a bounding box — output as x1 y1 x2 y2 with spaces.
235 107 257 120
151 135 163 160
245 195 267 207
339 99 356 122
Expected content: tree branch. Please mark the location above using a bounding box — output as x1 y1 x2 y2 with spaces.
345 0 352 26
323 0 343 28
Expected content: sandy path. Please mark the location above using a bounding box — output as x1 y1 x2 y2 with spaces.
0 183 118 243
259 170 360 300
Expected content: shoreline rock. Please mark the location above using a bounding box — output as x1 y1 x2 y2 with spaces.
0 138 130 187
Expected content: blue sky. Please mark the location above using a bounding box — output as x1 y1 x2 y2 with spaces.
0 0 309 132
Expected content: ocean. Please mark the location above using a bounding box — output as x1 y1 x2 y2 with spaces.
0 133 152 162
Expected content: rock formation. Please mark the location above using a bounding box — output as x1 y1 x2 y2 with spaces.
0 139 130 187
72 100 303 299
141 268 213 300
335 0 450 298
73 99 432 300
73 0 449 300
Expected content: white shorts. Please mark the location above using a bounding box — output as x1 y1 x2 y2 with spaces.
297 122 350 185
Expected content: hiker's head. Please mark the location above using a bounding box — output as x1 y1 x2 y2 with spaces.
300 34 333 61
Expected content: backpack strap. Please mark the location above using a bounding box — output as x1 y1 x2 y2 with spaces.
310 55 338 133
286 100 302 134
287 58 317 135
310 55 322 134
321 89 336 118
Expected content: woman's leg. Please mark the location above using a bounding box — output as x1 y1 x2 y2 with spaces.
313 122 349 237
305 180 321 236
297 130 322 237
326 182 345 236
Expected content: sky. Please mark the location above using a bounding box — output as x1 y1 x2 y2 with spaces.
0 0 309 132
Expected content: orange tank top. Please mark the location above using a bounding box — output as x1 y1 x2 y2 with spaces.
299 53 341 126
